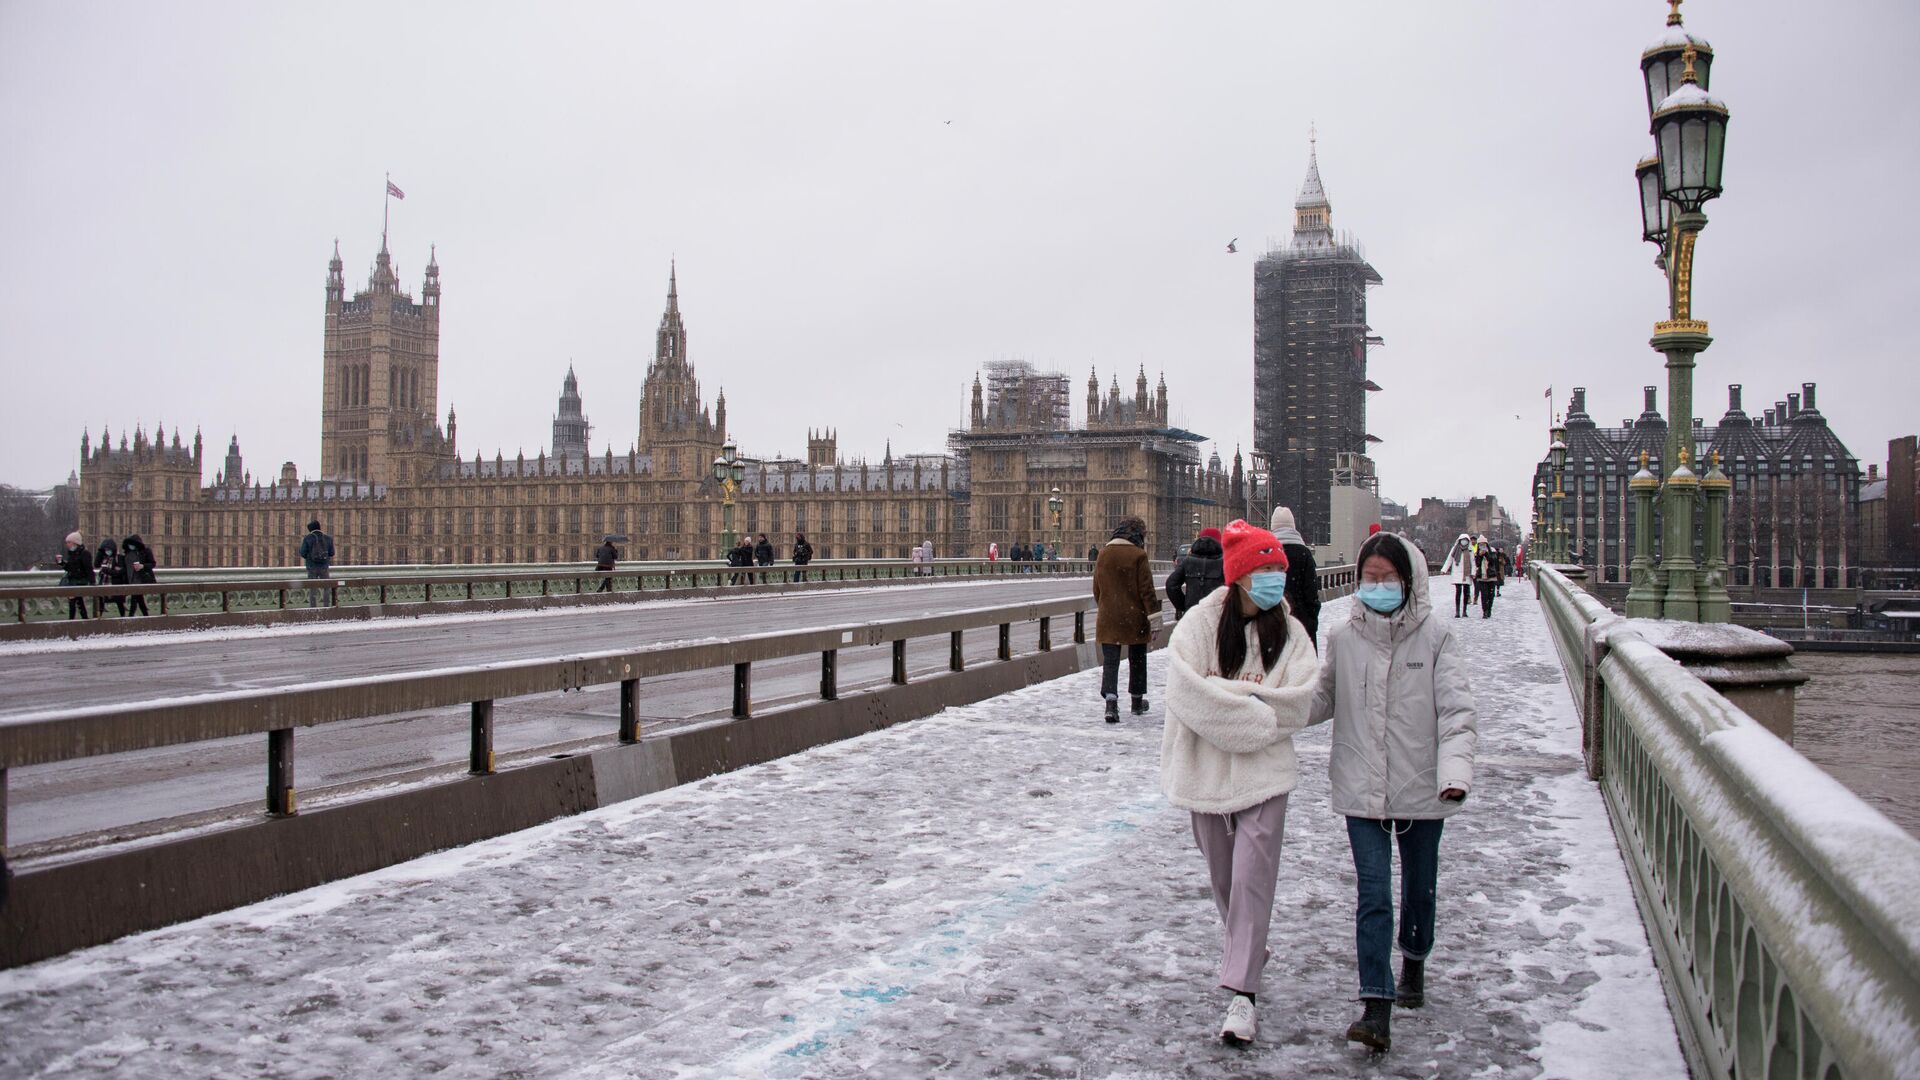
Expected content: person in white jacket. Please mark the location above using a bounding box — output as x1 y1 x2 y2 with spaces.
1312 530 1477 1052
1439 533 1475 618
1161 519 1322 1047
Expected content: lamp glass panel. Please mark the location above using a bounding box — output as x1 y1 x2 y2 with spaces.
1681 119 1708 187
1638 165 1665 238
1705 120 1726 189
1659 124 1685 195
1644 60 1674 117
1694 53 1712 91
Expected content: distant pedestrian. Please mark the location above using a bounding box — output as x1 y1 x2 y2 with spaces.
594 536 621 592
59 531 92 620
1473 540 1501 618
1312 530 1477 1052
755 534 774 572
1087 544 1100 563
1093 516 1157 722
911 541 928 575
299 520 334 608
1269 507 1322 648
93 537 127 617
792 533 813 581
1162 519 1320 1047
121 534 156 616
920 539 935 576
1166 527 1225 620
987 541 999 562
1439 534 1474 618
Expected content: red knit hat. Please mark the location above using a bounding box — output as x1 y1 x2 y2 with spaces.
1368 523 1382 535
1198 527 1222 542
1221 519 1288 584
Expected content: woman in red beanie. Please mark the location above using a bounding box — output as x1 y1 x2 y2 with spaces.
1160 519 1321 1047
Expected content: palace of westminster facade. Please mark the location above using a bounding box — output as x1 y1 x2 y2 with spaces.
77 237 1244 569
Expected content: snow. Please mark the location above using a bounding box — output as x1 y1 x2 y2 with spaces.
0 578 1684 1077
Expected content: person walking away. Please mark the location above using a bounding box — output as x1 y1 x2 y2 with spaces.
1087 544 1099 563
754 534 774 582
1310 531 1477 1052
1162 520 1321 1046
121 534 157 615
59 532 92 620
92 537 127 617
920 539 935 576
791 533 813 581
1473 541 1502 618
1093 516 1158 722
299 520 334 608
1439 534 1474 618
594 536 621 592
986 541 998 563
1269 507 1323 648
910 541 927 576
1165 527 1225 621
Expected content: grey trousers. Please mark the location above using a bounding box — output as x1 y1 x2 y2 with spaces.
1191 793 1291 994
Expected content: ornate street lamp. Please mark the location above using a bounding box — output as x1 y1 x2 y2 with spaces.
1048 487 1064 553
1636 0 1731 622
714 437 741 558
1533 481 1547 554
1549 420 1568 564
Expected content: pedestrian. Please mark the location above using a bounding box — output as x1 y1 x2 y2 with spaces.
755 533 774 576
594 535 621 592
59 531 93 620
1311 530 1478 1052
1439 534 1474 618
1161 520 1320 1047
1269 507 1323 649
791 532 813 581
910 541 927 575
1473 540 1503 618
121 534 157 616
920 539 935 576
1093 516 1158 722
987 541 999 562
1165 527 1225 620
1087 544 1100 563
298 520 334 608
92 537 127 617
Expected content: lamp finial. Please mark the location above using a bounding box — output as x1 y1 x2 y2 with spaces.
1640 450 1650 469
1680 43 1699 84
1666 0 1683 27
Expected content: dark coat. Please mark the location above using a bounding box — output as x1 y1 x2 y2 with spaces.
1087 545 1100 562
595 541 620 571
1282 542 1321 643
298 530 333 573
1165 536 1226 617
793 540 813 565
60 546 93 586
1093 539 1158 645
754 539 774 566
122 537 158 584
94 541 126 585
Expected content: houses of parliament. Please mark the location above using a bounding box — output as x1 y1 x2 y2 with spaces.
76 234 1244 569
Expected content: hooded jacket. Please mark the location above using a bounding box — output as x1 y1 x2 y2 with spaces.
1310 532 1476 820
1162 585 1321 814
1165 535 1225 616
1440 534 1476 585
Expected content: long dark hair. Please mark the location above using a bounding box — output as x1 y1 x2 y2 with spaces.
1357 532 1414 615
1215 582 1290 675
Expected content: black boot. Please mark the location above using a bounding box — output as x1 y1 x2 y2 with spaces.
1131 695 1149 715
1346 998 1391 1051
1396 957 1425 1008
1104 696 1120 724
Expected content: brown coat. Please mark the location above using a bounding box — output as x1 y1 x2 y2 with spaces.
1094 539 1159 645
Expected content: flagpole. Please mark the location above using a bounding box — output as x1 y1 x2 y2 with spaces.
382 172 390 249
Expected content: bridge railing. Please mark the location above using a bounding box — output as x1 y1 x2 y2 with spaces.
1532 563 1920 1079
0 592 1121 852
0 557 1108 624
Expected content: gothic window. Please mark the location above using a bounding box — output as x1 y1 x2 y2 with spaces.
1073 499 1086 531
988 499 1008 533
636 508 650 534
662 506 679 535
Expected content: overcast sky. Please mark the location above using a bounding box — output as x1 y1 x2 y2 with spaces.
4 0 1916 526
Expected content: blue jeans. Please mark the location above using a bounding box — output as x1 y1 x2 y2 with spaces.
1345 816 1445 1000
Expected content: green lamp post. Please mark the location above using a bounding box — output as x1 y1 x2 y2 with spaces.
1550 419 1568 563
712 437 741 556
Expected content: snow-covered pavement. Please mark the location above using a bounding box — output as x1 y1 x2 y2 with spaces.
0 579 1684 1078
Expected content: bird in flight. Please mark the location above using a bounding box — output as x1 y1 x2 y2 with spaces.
943 120 953 125
1225 238 1238 253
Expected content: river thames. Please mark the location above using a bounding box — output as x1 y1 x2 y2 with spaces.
1792 651 1920 838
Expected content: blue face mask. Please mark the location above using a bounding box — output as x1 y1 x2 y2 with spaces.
1357 581 1404 613
1247 570 1288 610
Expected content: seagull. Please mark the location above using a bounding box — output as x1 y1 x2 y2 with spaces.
943 120 953 125
1226 238 1238 253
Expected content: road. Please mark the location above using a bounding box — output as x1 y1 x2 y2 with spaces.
1 577 1105 851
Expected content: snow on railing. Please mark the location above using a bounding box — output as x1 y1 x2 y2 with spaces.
1532 563 1920 1080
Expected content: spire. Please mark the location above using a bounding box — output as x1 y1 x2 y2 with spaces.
1293 126 1333 239
668 260 679 309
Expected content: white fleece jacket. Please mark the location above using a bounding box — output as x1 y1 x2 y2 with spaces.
1160 587 1322 815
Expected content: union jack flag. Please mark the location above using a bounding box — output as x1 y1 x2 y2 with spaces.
387 180 406 199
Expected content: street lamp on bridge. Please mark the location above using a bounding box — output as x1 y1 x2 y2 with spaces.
1048 487 1064 553
1631 0 1732 621
1550 419 1568 564
712 437 743 557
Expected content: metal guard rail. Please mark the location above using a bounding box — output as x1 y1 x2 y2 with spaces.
0 593 1121 843
0 557 1115 623
1531 563 1920 1079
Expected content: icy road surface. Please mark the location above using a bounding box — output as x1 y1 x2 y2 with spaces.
0 580 1683 1078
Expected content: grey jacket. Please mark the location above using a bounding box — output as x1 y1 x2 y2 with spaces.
1310 532 1477 819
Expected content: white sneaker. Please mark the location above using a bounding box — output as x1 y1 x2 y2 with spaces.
1219 994 1257 1045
